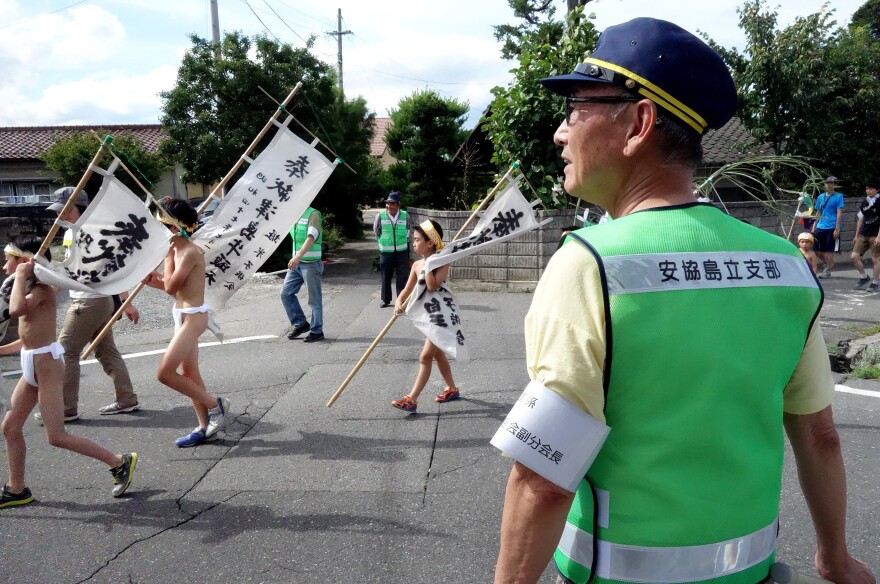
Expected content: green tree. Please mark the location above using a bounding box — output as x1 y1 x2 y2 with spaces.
41 131 167 198
160 32 377 235
707 0 880 187
486 5 598 206
383 89 469 208
852 0 880 37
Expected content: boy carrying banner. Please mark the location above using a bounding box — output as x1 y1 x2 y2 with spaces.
391 220 461 413
1 235 136 508
143 199 230 448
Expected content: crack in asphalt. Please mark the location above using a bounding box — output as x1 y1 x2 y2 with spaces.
421 413 441 507
75 374 304 583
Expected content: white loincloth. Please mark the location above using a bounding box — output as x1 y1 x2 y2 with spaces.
172 304 224 342
20 342 65 387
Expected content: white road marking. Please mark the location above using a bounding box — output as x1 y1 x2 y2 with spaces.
835 384 880 399
1 334 278 378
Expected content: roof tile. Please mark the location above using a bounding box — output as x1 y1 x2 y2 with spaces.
0 124 165 160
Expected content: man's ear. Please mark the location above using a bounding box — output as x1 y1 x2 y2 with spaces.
622 100 658 158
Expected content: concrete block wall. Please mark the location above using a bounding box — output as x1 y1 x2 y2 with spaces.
408 206 576 285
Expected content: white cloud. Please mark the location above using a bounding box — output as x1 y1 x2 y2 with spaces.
0 64 177 126
0 4 125 79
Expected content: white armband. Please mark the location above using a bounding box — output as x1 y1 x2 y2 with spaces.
490 381 610 493
307 226 320 240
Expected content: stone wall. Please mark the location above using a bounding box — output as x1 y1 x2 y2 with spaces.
410 198 864 285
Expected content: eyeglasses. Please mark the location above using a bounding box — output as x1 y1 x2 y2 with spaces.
564 95 641 124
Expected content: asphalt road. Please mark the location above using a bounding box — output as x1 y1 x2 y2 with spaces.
0 240 877 583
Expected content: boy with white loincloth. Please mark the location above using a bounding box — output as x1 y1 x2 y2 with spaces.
1 234 136 507
143 198 230 448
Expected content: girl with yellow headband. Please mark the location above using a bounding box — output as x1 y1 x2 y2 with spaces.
391 219 460 413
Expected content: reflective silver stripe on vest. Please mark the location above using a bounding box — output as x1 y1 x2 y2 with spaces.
601 251 816 295
558 521 595 569
559 518 778 583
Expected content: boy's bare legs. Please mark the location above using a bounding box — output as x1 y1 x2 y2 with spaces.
35 356 121 468
158 313 216 427
2 378 38 492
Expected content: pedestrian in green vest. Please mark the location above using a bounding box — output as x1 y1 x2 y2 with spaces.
491 17 874 584
373 192 409 308
281 207 324 343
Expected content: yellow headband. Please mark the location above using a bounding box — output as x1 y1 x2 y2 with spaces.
4 244 33 259
155 210 197 236
420 221 444 250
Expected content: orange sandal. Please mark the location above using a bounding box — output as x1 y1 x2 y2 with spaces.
435 387 460 403
391 395 417 412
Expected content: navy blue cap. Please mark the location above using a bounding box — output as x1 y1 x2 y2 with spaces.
540 17 737 134
384 192 401 204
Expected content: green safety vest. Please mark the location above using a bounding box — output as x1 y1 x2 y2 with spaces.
290 207 322 262
377 210 408 253
555 204 822 584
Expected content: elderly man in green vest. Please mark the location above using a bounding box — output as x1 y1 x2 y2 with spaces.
491 17 874 584
281 206 323 343
373 192 409 308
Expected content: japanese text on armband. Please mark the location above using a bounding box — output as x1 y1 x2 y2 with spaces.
498 419 564 465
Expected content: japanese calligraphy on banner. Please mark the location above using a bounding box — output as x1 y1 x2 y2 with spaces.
424 178 551 272
193 123 337 311
404 269 469 363
34 176 172 295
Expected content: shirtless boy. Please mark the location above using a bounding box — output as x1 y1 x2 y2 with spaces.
1 234 136 508
143 199 230 448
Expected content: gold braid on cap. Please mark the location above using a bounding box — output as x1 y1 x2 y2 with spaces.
420 220 444 251
4 243 33 259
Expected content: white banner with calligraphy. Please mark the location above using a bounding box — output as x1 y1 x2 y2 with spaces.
404 268 469 363
193 120 338 312
34 173 172 295
424 178 551 273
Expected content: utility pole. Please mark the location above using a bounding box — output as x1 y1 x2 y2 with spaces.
210 0 221 56
327 8 352 97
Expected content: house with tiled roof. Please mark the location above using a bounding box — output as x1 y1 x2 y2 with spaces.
369 117 396 169
0 124 189 204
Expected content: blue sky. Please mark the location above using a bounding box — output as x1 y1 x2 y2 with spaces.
0 0 866 128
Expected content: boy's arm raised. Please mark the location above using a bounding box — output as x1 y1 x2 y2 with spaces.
9 261 48 318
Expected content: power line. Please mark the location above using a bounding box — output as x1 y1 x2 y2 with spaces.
240 0 280 42
0 0 88 31
269 0 334 29
262 0 311 46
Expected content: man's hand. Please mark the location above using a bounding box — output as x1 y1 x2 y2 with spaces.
834 228 840 239
872 236 880 249
288 257 300 270
394 300 404 314
122 303 140 324
816 552 876 584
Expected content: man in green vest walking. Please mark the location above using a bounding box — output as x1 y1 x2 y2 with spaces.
281 207 323 343
373 192 409 308
491 17 874 584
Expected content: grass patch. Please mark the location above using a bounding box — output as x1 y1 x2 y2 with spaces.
826 343 839 352
850 365 880 379
841 324 880 336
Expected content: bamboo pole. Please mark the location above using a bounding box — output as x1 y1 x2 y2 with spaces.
37 137 110 258
785 197 805 241
453 165 515 240
256 85 357 175
327 167 518 407
200 81 304 212
82 83 305 359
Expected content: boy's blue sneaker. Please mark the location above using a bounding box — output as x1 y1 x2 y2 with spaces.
205 398 230 438
176 428 210 448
